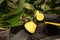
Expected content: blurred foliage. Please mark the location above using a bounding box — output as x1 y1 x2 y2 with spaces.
24 0 60 14
0 0 25 27
23 0 60 23
0 0 60 28
24 0 60 29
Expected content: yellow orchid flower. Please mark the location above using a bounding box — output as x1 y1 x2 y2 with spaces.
24 21 37 33
35 10 44 21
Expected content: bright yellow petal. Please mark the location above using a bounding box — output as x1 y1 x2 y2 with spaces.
24 21 37 33
35 10 44 21
45 22 60 27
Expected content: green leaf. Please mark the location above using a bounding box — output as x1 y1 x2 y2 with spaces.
5 9 24 24
45 9 60 14
1 9 24 27
0 0 4 5
33 0 42 5
2 20 23 28
2 0 25 18
24 3 35 10
45 0 52 2
25 0 31 2
41 4 51 11
8 2 17 8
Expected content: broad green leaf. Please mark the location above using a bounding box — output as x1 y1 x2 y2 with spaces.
1 9 24 28
41 4 51 11
55 0 60 4
45 9 60 14
55 6 60 11
33 0 42 5
24 3 35 10
5 9 24 24
45 0 52 2
25 0 30 2
2 0 25 18
8 2 17 8
0 0 4 5
10 0 18 3
2 20 24 28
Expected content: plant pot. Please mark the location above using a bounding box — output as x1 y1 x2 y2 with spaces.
0 28 10 40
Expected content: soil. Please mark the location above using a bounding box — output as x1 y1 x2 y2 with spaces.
9 28 60 40
9 20 60 40
0 29 9 40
